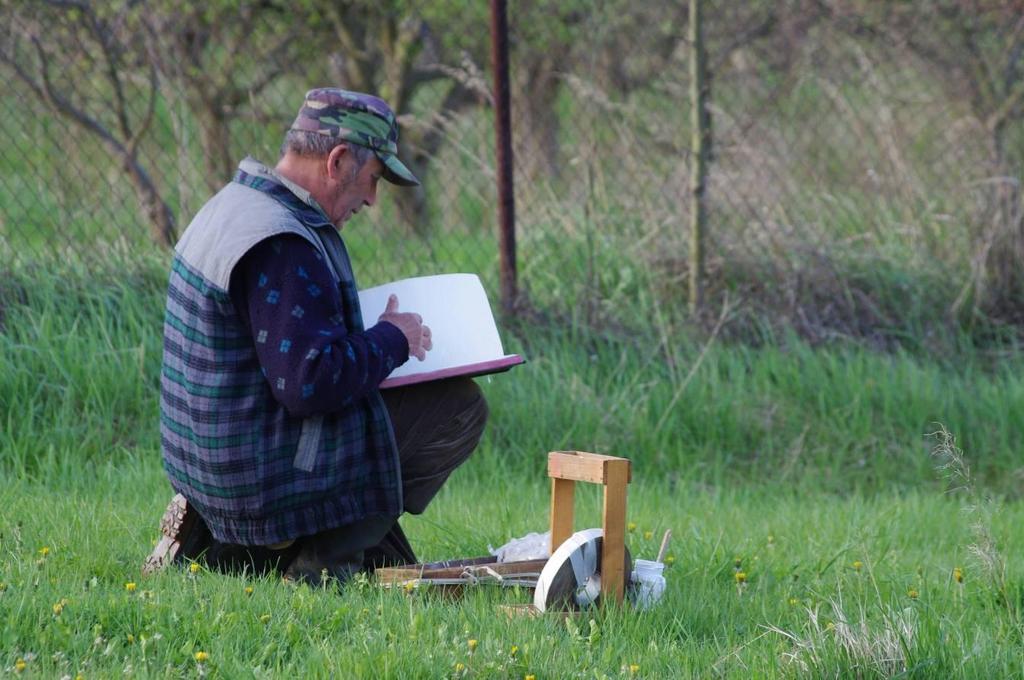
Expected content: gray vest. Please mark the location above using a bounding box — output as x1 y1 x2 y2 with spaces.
160 158 401 546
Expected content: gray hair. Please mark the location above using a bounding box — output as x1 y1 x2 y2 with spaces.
280 130 375 170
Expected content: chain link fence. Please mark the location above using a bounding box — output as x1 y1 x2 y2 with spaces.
507 1 1024 343
2 1 1023 343
0 0 501 291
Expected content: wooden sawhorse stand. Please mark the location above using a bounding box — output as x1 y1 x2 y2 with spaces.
547 451 632 604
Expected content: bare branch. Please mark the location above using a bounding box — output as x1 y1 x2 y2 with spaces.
217 31 295 109
38 0 89 9
711 11 780 72
76 3 134 140
217 5 264 93
325 3 375 88
986 80 1024 132
28 35 125 155
127 24 160 157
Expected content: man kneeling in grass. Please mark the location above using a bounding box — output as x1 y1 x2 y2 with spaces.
143 88 488 585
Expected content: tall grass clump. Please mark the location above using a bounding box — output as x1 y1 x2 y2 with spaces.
0 251 167 482
758 427 1023 678
2 259 1024 494
930 426 1022 634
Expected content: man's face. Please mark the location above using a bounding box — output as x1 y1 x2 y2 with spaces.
325 150 384 228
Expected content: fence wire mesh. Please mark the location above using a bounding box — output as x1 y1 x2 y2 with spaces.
0 0 500 290
2 1 1023 341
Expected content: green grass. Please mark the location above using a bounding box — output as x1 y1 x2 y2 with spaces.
2 262 1024 677
3 469 1023 678
4 13 1024 676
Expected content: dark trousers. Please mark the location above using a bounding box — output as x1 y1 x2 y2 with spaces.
210 377 488 583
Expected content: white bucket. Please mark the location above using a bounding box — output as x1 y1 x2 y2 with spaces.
630 559 666 610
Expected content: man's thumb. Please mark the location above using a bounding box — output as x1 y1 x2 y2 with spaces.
384 294 399 314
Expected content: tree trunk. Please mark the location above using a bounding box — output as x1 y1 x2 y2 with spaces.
195 104 235 193
391 135 430 230
983 120 1024 320
122 151 177 247
515 56 562 181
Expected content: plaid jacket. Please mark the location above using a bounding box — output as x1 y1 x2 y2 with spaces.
160 158 403 545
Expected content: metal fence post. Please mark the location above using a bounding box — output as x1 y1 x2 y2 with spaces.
490 0 518 314
689 0 709 316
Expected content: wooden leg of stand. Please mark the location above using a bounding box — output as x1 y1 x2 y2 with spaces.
601 460 630 604
550 478 575 555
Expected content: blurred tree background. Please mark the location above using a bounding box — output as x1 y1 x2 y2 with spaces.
1 0 1022 351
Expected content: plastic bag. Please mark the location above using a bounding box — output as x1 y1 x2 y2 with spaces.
488 530 551 563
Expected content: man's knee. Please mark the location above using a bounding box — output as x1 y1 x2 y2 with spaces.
397 379 489 515
418 376 489 448
454 378 489 443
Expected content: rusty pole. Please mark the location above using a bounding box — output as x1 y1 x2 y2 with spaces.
490 0 517 313
688 0 708 316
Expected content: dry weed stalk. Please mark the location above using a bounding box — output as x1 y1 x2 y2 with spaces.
929 426 1017 626
767 597 916 676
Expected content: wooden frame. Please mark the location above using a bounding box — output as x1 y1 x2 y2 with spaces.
377 449 633 612
547 451 632 604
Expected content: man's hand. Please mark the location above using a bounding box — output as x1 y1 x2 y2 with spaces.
378 294 432 361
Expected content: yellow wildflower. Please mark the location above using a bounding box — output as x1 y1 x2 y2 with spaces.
127 634 135 644
125 582 137 592
629 664 640 674
953 567 963 584
260 614 271 624
194 651 209 663
15 658 26 672
455 662 465 672
788 597 799 605
734 571 747 584
38 547 50 557
75 674 85 680
53 601 64 615
665 555 675 566
643 530 653 541
908 589 919 599
244 585 254 595
525 675 536 680
852 561 863 572
510 645 519 657
467 639 478 652
189 563 200 574
627 522 637 532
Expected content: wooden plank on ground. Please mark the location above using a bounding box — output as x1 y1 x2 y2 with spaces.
375 558 548 585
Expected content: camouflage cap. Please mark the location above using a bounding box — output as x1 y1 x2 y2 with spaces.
290 87 419 186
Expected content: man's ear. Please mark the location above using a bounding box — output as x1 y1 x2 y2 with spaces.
325 143 349 180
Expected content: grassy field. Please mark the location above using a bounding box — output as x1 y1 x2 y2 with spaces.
4 8 1024 676
2 259 1023 678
